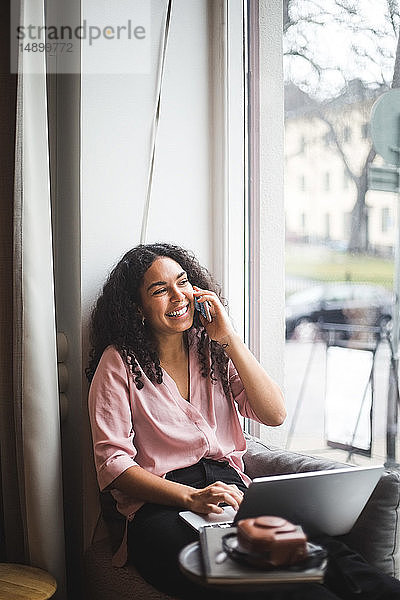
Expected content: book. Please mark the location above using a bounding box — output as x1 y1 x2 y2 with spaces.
199 526 327 586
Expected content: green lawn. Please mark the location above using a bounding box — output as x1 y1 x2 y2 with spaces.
286 243 394 288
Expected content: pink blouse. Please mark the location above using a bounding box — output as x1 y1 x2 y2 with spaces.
88 331 263 563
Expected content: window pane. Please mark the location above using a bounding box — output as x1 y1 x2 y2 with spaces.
284 0 399 464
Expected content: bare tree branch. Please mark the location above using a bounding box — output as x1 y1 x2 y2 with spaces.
285 50 324 76
351 44 391 67
285 0 397 89
392 29 400 87
334 0 357 15
316 113 358 184
284 0 400 251
388 0 400 35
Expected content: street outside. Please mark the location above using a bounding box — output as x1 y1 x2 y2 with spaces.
283 339 399 466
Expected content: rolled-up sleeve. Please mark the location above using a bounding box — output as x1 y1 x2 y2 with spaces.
88 346 139 491
228 360 264 423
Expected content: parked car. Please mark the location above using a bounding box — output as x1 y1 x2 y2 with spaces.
286 282 393 341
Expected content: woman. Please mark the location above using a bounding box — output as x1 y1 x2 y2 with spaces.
87 243 399 600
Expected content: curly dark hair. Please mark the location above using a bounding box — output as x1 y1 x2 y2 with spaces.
86 243 230 396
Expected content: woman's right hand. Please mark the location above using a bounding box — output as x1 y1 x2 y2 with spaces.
185 481 244 514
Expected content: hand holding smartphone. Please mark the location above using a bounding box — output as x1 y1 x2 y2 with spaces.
194 296 212 322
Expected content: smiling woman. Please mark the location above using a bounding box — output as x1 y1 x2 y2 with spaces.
86 243 233 395
86 242 286 599
139 258 194 336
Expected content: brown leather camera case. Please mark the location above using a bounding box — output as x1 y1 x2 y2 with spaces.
236 516 308 567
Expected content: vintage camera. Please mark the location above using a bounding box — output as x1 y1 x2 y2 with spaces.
221 515 325 570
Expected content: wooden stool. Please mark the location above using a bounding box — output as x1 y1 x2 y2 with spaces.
0 563 57 600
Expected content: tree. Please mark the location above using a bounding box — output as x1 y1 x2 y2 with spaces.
393 24 400 86
284 0 400 252
318 85 378 252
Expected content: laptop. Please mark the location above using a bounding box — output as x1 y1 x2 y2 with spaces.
179 464 384 536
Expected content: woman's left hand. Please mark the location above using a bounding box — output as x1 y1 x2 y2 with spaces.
193 287 286 427
193 286 236 345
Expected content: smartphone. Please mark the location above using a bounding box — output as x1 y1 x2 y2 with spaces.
194 296 212 322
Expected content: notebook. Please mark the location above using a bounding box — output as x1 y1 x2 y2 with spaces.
179 464 384 537
195 526 328 586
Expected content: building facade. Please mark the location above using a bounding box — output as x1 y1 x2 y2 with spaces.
285 81 396 255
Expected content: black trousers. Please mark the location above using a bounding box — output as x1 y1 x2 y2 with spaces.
127 459 400 600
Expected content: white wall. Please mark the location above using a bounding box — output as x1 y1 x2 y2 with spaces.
55 0 285 555
81 0 214 320
80 0 227 545
259 0 286 445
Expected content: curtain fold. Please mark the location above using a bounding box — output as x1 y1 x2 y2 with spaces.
11 0 67 597
0 0 24 566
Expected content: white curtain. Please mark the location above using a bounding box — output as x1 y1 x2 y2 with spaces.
12 0 67 597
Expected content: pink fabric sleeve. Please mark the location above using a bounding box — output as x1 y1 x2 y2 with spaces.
88 347 139 491
228 360 264 423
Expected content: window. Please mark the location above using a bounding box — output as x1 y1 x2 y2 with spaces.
325 213 330 239
381 207 392 233
361 122 369 139
343 125 352 143
284 1 397 463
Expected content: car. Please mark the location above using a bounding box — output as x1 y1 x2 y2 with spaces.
285 282 393 341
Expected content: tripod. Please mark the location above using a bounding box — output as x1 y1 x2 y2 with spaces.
285 322 389 463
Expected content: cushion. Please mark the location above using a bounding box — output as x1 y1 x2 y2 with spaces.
243 435 400 578
244 436 345 477
341 468 400 578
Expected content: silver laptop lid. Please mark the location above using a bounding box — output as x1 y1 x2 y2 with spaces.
233 465 384 536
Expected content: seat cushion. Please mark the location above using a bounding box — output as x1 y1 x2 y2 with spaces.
341 468 400 578
243 436 400 578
